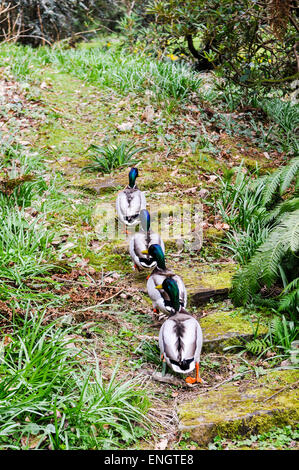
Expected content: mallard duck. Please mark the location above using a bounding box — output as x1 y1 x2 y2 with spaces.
116 168 146 229
129 209 165 270
144 244 187 314
158 278 203 384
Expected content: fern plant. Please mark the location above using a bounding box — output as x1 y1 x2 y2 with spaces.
225 315 298 358
278 278 299 318
218 158 299 311
231 209 299 306
258 157 299 206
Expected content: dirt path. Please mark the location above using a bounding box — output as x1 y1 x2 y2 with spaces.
1 61 297 450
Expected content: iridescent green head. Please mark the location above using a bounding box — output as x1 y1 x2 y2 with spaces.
148 244 166 270
161 278 180 313
129 167 138 188
139 209 150 232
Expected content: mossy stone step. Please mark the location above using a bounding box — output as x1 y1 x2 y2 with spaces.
181 262 236 306
178 369 299 447
200 310 267 352
72 177 120 195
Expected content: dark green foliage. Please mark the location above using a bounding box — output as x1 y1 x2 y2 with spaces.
135 1 299 89
231 209 299 306
0 1 121 46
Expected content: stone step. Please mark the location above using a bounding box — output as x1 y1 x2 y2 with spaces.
189 287 229 306
178 368 299 447
200 310 268 352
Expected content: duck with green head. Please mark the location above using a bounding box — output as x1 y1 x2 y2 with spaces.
116 167 146 229
129 209 165 270
158 278 203 384
143 244 187 314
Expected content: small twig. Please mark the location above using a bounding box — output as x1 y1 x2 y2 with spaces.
74 289 124 313
263 380 299 403
135 334 159 342
3 34 53 46
204 372 243 391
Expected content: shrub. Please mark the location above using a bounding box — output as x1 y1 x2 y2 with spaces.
146 0 298 89
0 0 122 46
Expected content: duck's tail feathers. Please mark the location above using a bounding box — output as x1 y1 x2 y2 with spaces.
170 357 194 372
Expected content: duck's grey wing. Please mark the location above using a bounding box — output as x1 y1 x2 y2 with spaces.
129 234 140 265
159 317 180 364
116 191 126 224
124 189 147 224
159 322 166 356
181 316 201 361
129 232 146 258
194 321 203 363
139 190 146 210
173 274 187 308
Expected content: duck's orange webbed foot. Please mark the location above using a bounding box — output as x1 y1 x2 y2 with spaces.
185 376 196 384
185 376 203 384
185 363 202 384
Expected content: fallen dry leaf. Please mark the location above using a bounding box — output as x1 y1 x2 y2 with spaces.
141 105 155 122
21 434 46 449
3 335 12 346
183 186 197 194
214 222 230 230
117 122 133 132
155 438 168 450
206 174 218 183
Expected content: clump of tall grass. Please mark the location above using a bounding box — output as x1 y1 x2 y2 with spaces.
0 138 63 307
260 98 299 155
0 312 149 450
48 47 201 102
0 204 56 284
0 42 201 104
83 141 147 174
216 165 269 264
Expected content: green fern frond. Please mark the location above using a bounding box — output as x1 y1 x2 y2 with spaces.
231 210 299 306
280 157 299 194
278 277 299 314
261 171 282 206
259 157 299 206
265 197 299 224
245 338 269 355
290 218 299 252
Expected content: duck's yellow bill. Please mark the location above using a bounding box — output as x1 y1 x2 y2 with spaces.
155 284 163 289
141 250 148 254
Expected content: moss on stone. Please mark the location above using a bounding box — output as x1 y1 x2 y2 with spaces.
204 227 225 242
177 263 236 292
178 369 299 446
200 267 235 290
200 309 268 346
